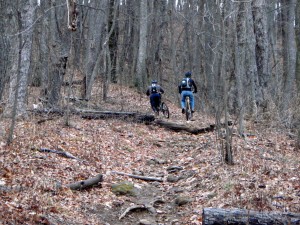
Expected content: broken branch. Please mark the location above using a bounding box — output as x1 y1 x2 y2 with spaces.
112 171 163 182
67 174 103 191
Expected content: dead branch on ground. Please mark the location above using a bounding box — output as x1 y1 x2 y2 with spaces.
112 171 163 182
67 174 103 191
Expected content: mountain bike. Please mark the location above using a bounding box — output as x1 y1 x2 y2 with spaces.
185 96 192 121
154 97 170 119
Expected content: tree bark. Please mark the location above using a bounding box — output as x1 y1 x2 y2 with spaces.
0 1 10 101
235 2 246 135
136 0 148 91
202 208 300 225
245 2 260 118
281 0 297 113
252 0 270 107
5 0 35 117
82 1 106 100
296 0 300 92
67 174 103 191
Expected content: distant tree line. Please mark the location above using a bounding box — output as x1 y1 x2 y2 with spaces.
0 0 299 138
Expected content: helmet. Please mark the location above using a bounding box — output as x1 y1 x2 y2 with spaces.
152 80 158 84
185 72 191 77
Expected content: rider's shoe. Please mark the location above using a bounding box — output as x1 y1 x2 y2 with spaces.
192 110 195 113
182 108 185 114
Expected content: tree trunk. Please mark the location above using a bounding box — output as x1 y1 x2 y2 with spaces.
83 1 106 100
202 208 300 225
108 0 119 83
245 2 259 118
0 1 10 101
5 0 35 117
296 1 300 92
235 2 247 135
252 0 270 107
136 0 148 91
39 0 51 98
281 0 297 114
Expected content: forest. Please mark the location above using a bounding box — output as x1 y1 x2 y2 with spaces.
0 0 300 224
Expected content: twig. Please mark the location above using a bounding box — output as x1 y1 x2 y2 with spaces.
32 147 80 161
112 171 163 182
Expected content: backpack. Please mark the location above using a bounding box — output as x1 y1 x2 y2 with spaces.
151 84 158 93
181 78 191 88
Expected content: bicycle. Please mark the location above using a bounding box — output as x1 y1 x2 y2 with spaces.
184 96 192 121
153 97 170 119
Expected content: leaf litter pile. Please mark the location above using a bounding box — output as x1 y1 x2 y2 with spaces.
0 84 299 224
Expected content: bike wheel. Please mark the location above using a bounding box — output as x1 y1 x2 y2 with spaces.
161 102 170 119
185 97 192 121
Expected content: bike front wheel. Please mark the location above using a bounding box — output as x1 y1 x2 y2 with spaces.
161 102 170 119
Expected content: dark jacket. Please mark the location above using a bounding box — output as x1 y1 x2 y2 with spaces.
178 78 197 94
146 85 164 96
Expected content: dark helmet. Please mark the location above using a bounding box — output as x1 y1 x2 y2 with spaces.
152 80 158 84
185 71 192 77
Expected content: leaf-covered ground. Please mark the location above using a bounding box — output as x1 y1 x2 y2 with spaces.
0 84 299 224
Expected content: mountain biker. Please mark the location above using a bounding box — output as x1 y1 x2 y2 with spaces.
146 80 165 114
178 71 197 114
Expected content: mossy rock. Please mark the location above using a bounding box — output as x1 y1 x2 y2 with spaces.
111 181 135 196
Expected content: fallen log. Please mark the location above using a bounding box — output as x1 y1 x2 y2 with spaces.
202 208 300 225
112 171 163 182
155 120 215 134
81 111 155 123
67 174 103 190
29 108 155 123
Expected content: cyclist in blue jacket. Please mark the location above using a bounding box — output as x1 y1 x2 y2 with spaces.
178 72 197 114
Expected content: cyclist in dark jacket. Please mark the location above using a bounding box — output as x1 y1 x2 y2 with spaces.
146 80 165 114
178 71 197 114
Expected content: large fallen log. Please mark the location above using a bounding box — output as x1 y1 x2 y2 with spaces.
202 208 300 225
81 111 155 123
29 108 155 123
155 120 215 134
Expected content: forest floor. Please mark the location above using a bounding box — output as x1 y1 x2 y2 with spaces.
0 84 299 225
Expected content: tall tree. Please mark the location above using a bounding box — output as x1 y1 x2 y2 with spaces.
281 0 297 114
235 2 247 135
252 0 270 107
83 1 107 100
0 1 10 101
136 0 148 91
295 1 300 92
4 0 35 117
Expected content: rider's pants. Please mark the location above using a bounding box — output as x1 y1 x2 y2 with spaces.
181 91 194 110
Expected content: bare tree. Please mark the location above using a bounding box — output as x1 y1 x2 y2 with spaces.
82 1 107 100
5 0 35 144
281 0 297 117
4 0 35 118
0 2 10 102
296 1 300 93
252 0 270 108
136 0 148 91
